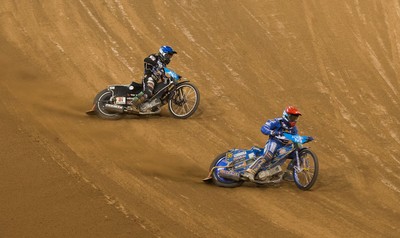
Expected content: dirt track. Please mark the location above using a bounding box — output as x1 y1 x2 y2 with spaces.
1 1 399 237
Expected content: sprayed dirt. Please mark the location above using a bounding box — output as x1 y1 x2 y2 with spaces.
0 0 399 237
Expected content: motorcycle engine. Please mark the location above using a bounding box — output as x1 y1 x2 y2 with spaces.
141 98 161 111
256 165 282 180
256 171 268 180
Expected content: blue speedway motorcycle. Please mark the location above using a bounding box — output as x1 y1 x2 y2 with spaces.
203 133 319 190
86 68 200 119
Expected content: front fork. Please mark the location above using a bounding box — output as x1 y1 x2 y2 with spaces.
169 87 185 105
292 149 309 173
293 150 302 173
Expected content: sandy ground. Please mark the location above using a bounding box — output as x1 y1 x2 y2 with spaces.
0 0 399 237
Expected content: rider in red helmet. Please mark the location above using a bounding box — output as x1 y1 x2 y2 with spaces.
242 106 302 182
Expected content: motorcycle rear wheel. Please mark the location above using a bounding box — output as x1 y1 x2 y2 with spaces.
210 152 244 188
293 149 319 190
95 89 123 120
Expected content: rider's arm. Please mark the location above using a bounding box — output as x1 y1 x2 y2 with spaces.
144 55 157 76
261 119 279 136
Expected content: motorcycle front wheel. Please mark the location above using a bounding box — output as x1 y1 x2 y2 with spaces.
293 149 319 190
168 83 200 119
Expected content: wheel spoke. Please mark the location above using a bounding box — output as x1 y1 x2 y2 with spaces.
293 150 318 189
183 102 190 112
305 171 313 181
303 172 310 184
169 84 198 117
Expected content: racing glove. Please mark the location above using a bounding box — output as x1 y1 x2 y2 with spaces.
271 130 282 136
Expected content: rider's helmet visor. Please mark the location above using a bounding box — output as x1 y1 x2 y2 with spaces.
288 114 299 122
165 53 174 59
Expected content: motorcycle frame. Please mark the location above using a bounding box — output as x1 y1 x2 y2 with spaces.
107 78 190 107
152 80 191 106
237 141 310 175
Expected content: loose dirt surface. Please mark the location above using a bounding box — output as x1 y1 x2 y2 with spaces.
1 1 399 237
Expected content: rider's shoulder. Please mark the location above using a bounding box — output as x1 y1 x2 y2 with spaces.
264 118 282 127
268 117 282 123
145 54 158 62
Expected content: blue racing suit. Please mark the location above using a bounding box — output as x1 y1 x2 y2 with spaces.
243 117 299 178
260 118 298 160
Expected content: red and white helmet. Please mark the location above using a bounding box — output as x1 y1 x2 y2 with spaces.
282 106 302 127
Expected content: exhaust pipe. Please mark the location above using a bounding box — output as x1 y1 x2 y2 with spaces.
219 170 241 181
104 104 124 113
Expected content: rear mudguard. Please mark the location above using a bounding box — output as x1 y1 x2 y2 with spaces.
107 81 143 96
175 80 190 85
86 84 139 115
86 88 110 115
202 164 231 182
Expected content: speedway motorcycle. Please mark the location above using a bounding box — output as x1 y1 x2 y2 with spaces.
86 68 200 119
203 133 319 190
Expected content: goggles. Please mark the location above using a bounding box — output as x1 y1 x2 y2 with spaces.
288 114 299 122
164 53 174 59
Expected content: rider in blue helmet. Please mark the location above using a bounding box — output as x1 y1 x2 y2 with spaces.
131 45 177 112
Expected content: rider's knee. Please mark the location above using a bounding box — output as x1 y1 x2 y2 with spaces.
143 89 152 98
143 77 155 98
263 152 274 161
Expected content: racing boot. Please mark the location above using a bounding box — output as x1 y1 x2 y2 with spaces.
242 157 267 182
131 92 146 110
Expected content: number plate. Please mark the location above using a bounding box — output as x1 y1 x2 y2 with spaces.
115 97 126 104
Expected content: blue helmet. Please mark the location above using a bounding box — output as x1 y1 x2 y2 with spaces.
159 45 177 64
